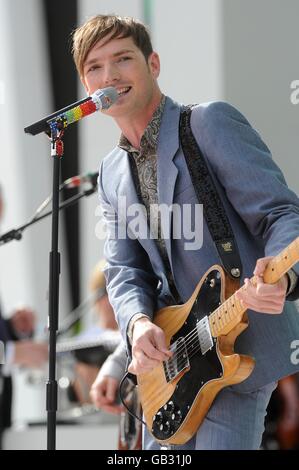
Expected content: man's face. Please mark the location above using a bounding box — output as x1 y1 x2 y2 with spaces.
81 36 160 120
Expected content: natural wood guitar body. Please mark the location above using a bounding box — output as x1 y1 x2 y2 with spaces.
137 238 299 445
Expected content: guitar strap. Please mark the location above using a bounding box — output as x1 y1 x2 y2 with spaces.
179 105 243 280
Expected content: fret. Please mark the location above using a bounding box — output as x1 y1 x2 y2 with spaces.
211 309 222 336
280 250 289 269
217 306 225 328
212 291 247 337
208 238 299 339
209 311 218 336
221 302 230 329
264 238 299 284
215 309 223 332
235 292 245 315
225 300 234 322
226 296 237 322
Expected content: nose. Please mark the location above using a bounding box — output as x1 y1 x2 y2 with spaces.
102 63 120 86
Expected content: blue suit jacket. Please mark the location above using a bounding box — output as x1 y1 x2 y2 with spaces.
98 97 299 392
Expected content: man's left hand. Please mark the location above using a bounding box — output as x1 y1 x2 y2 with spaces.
236 256 288 314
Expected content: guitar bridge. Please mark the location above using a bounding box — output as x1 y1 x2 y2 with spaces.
163 337 190 383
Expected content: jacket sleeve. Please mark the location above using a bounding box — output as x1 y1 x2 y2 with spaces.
98 341 127 382
98 161 159 352
192 102 299 299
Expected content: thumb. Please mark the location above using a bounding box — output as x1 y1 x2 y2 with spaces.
153 329 172 357
128 359 137 375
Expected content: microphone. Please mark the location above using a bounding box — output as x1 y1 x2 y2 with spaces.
24 87 118 136
63 171 98 189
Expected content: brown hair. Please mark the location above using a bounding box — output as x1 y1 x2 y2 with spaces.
72 14 153 76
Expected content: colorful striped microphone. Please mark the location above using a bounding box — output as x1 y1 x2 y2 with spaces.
49 87 118 130
24 87 118 136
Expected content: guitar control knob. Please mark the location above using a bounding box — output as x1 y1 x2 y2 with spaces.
164 401 175 413
163 421 171 434
154 412 163 424
171 410 182 423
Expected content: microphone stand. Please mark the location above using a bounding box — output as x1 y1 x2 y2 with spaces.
46 125 62 451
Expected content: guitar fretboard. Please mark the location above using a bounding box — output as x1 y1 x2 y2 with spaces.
209 237 299 337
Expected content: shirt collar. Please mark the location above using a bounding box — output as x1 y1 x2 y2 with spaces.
118 94 166 154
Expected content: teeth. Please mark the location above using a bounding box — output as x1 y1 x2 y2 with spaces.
117 87 130 95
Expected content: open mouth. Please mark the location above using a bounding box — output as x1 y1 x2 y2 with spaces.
117 86 132 97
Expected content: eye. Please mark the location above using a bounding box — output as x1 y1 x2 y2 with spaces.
88 65 101 73
117 56 132 63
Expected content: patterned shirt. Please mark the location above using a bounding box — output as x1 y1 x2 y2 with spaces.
118 95 180 302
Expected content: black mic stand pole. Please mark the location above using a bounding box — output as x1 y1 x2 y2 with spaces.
47 124 64 450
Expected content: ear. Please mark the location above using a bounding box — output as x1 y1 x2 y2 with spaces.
148 52 160 79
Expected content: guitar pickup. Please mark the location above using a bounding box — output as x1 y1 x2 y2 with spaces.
196 316 214 355
163 337 190 383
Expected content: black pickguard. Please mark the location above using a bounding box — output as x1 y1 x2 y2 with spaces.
151 268 223 441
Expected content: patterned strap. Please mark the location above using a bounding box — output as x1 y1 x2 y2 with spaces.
179 106 243 279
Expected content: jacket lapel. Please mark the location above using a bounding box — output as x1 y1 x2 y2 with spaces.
116 153 163 265
157 97 181 266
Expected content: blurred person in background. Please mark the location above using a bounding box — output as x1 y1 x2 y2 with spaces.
89 261 142 450
89 258 126 414
66 259 121 406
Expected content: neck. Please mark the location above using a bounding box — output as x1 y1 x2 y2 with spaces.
115 89 163 149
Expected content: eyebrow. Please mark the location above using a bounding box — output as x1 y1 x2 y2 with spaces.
84 49 135 68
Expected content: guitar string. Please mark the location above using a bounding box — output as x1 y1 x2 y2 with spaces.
141 338 204 410
140 283 249 409
141 252 297 411
141 303 245 409
144 270 288 409
143 337 221 412
143 324 232 410
140 320 211 408
163 292 244 372
166 302 242 374
166 281 249 367
141 328 215 409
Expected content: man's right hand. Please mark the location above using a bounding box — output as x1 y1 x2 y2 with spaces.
13 341 48 369
128 317 172 376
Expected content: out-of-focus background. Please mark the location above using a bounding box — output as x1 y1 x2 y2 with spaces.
0 0 298 450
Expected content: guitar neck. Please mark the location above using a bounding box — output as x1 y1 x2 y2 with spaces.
209 237 299 337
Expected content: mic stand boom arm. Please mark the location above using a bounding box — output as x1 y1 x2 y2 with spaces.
0 186 97 246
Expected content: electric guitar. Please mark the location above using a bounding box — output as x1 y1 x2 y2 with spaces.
137 237 299 445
